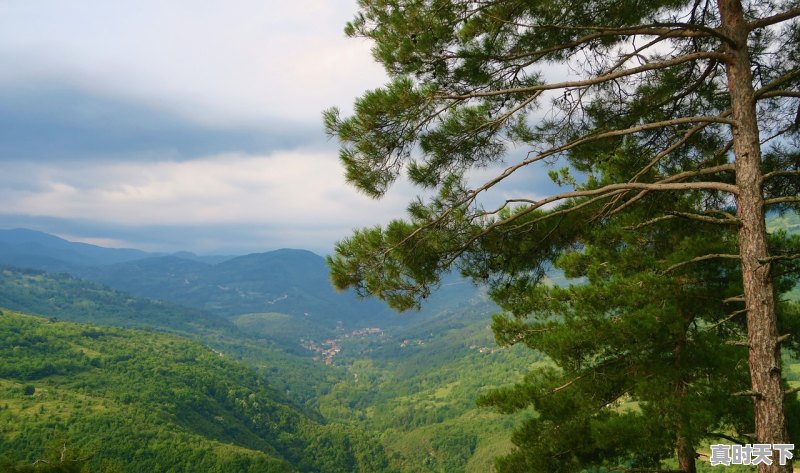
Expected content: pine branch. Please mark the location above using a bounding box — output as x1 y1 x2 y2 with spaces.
763 170 800 180
497 28 680 65
552 373 586 393
476 116 735 205
625 214 676 230
754 69 800 98
764 196 800 205
707 308 748 330
707 431 750 445
747 7 800 31
604 132 734 218
506 191 626 236
757 90 800 99
667 210 740 225
732 390 763 398
662 254 741 273
438 51 728 99
521 21 732 43
759 253 800 263
384 116 738 260
466 178 737 264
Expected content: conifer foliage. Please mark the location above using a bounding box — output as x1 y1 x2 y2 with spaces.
325 1 800 471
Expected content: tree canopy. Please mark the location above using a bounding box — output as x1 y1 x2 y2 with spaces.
325 1 800 471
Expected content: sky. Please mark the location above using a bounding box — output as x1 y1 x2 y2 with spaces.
0 0 559 255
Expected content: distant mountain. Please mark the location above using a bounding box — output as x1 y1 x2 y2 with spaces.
0 228 233 271
0 228 491 329
0 266 236 337
0 228 153 270
75 249 397 327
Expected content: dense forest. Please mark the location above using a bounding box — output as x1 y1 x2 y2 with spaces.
0 215 798 471
0 309 392 473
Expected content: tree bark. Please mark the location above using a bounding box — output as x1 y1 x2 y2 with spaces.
675 313 697 473
717 1 791 471
676 434 697 473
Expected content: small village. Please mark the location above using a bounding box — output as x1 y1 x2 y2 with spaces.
301 327 383 365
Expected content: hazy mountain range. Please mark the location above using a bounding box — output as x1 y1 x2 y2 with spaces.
0 228 488 329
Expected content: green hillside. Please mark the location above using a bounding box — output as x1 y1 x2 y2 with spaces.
73 250 396 327
768 211 800 235
306 308 541 472
0 309 393 473
769 211 800 301
0 266 344 405
0 265 527 471
0 266 236 338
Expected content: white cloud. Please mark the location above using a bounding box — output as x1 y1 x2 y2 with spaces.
0 0 386 127
0 1 567 253
2 151 412 231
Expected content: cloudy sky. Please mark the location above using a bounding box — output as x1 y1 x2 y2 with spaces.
0 0 557 255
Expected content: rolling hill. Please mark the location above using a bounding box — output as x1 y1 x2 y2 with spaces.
0 309 393 472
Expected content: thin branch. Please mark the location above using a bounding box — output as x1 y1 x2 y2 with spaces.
478 90 542 131
499 27 683 65
763 170 800 180
706 308 748 330
667 210 740 225
786 386 800 396
754 69 800 98
502 182 738 209
507 191 626 233
765 196 800 205
662 253 741 273
438 51 727 99
443 190 628 269
732 390 763 398
482 142 739 207
475 118 735 201
602 121 717 216
759 253 800 263
625 214 676 230
606 34 673 74
747 7 800 31
526 21 733 43
388 114 737 258
757 90 800 99
552 373 586 393
707 431 750 445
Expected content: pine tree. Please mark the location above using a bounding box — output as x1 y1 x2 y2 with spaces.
475 189 800 471
325 2 800 470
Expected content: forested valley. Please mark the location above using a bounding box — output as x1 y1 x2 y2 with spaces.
0 213 797 471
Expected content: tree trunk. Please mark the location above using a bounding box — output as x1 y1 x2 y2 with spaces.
717 1 791 472
676 434 697 473
675 316 697 473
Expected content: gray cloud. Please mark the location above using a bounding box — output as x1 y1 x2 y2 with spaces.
0 85 326 162
0 0 572 255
